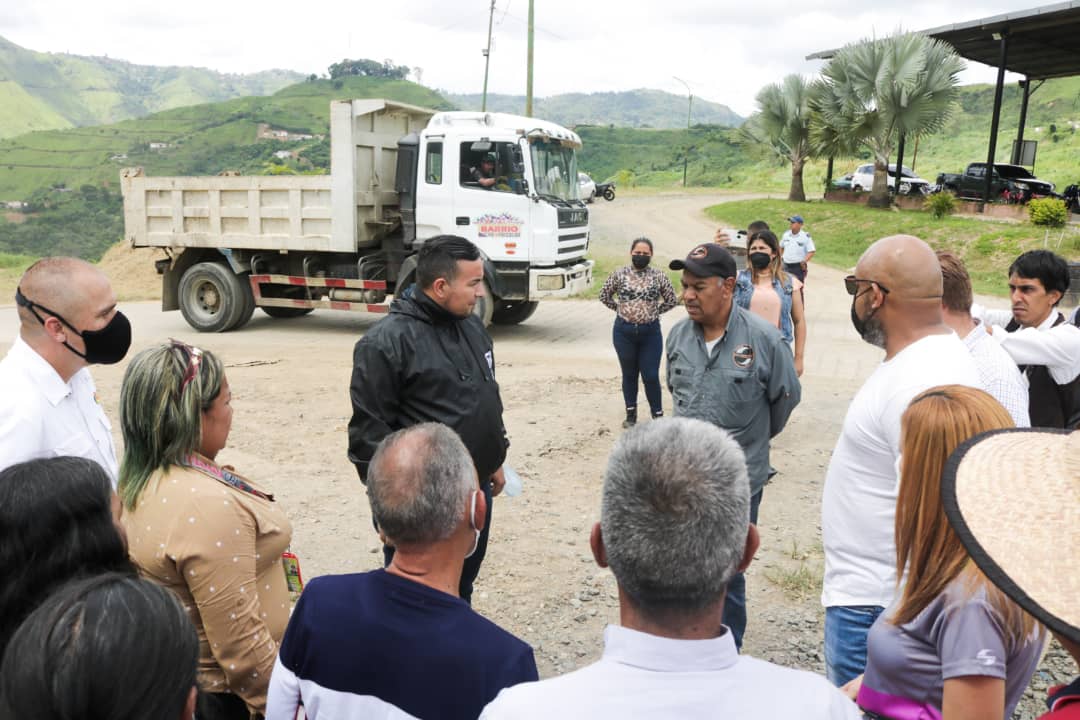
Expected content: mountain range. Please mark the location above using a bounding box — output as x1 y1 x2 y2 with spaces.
444 90 743 129
0 36 304 138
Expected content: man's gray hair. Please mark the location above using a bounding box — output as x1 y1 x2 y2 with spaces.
601 417 750 614
366 423 476 546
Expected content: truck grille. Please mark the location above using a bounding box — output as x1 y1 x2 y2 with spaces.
558 231 588 255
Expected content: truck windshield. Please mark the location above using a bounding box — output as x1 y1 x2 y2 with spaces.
995 165 1035 180
530 140 580 201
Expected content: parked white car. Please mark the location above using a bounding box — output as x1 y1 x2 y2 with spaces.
578 172 597 203
852 163 931 195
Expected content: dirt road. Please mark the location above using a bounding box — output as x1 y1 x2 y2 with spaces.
1 193 1065 717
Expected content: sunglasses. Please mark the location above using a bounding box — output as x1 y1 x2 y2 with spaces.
170 339 204 392
844 275 891 296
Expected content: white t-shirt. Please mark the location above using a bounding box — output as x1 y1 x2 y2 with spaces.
481 625 861 720
0 336 118 484
821 333 980 609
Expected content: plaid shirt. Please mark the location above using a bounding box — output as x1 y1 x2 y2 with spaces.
963 320 1031 427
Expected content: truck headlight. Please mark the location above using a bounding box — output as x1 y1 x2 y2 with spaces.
538 275 565 291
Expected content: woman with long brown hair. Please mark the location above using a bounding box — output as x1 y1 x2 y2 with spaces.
733 230 806 376
846 385 1045 720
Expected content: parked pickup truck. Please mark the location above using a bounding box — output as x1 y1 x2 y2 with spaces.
936 163 1056 203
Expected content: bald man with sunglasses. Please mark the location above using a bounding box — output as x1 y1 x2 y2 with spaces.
821 236 980 687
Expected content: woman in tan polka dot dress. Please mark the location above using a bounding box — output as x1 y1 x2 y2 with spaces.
118 341 292 720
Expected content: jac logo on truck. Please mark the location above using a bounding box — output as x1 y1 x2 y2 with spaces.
475 213 524 239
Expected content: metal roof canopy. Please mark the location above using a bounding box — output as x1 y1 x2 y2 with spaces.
807 2 1080 208
918 2 1080 81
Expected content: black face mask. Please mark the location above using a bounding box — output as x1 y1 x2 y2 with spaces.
749 252 772 271
850 292 886 349
631 254 651 270
16 288 132 365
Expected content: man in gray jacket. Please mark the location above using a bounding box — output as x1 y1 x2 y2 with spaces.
666 242 801 650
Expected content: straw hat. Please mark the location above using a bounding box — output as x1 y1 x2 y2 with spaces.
942 428 1079 645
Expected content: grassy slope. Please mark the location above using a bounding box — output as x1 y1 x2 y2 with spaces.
704 199 1080 297
0 36 303 138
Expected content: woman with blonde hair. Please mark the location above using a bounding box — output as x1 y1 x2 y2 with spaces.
733 230 806 376
846 385 1045 719
119 340 294 720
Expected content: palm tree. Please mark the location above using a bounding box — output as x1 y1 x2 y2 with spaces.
742 74 814 202
811 33 965 208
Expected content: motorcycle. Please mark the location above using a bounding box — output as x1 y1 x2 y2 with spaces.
595 181 616 202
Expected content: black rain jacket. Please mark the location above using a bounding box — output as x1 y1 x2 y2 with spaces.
347 287 508 481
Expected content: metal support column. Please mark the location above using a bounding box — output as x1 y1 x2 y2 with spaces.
1012 76 1031 165
981 31 1009 211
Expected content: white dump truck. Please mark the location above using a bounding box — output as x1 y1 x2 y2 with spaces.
120 98 594 331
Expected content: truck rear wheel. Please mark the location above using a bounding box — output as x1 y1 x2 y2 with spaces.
178 262 246 333
228 273 257 331
261 306 314 319
492 300 539 325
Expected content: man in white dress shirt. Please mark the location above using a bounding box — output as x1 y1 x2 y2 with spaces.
976 250 1080 429
481 418 860 720
0 257 131 484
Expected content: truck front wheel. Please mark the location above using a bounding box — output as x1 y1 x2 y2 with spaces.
178 262 245 333
492 300 539 325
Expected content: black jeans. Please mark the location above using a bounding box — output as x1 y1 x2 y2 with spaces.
612 317 663 415
382 479 493 604
721 488 763 651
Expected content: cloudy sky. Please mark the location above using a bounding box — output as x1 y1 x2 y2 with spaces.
1 0 1036 117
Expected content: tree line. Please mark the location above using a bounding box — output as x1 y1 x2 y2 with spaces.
742 33 964 208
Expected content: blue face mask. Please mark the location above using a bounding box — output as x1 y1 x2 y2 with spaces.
16 288 132 365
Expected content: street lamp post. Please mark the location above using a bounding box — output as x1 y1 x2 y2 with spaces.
673 76 693 187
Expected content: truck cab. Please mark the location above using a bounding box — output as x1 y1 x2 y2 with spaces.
402 111 592 322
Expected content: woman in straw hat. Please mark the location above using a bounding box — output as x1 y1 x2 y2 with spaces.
943 427 1079 719
844 385 1046 719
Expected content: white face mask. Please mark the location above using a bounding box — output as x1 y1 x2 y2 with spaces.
465 490 481 559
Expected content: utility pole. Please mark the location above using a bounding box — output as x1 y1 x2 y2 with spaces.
525 0 534 117
481 0 495 111
673 76 693 187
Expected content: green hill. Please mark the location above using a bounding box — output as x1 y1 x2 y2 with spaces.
0 35 303 139
0 76 452 260
445 89 743 129
1 73 1078 263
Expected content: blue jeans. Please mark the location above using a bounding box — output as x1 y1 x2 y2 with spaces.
721 488 763 651
824 604 885 686
382 479 493 604
612 317 663 415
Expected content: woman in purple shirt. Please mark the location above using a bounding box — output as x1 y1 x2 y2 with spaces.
846 385 1045 720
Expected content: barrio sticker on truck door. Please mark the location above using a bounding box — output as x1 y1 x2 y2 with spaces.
475 213 523 239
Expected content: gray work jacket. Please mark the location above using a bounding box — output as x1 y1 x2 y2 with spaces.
665 305 801 495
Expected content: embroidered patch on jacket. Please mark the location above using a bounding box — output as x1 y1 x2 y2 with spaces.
732 344 755 369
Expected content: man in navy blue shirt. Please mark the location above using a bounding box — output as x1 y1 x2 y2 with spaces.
266 423 537 720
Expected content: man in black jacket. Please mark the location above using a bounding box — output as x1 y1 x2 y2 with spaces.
348 235 508 602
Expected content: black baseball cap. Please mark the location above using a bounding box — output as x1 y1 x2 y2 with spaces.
669 243 738 279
